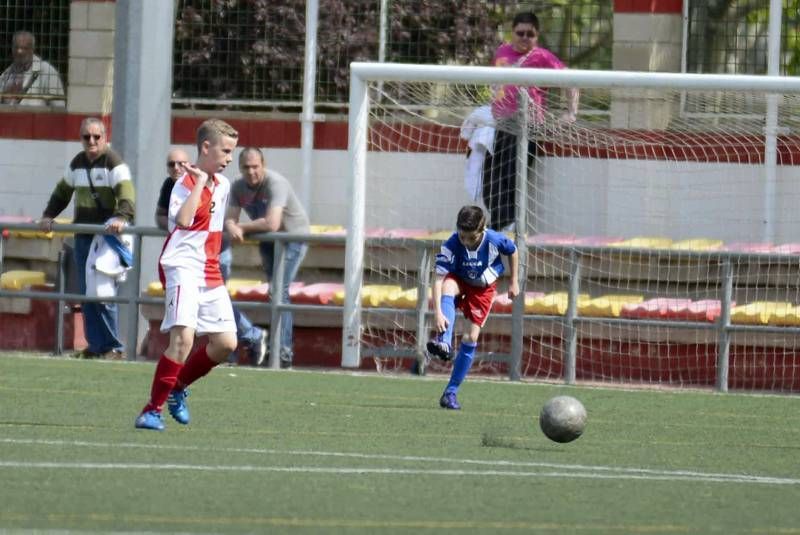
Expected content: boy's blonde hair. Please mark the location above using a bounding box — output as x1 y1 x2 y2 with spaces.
196 119 238 152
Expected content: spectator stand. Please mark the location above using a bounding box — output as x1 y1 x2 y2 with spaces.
6 218 800 390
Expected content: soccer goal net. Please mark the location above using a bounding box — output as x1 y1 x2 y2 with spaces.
343 62 800 393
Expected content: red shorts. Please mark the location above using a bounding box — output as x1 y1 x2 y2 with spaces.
446 274 497 327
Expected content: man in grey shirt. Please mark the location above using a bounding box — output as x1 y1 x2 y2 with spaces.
225 147 309 368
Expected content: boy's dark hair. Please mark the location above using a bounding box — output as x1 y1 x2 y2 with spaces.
512 11 539 31
456 205 487 232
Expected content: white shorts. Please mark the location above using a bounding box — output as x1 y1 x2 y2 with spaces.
160 284 236 335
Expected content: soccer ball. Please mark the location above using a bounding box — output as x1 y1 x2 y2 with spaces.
539 395 587 443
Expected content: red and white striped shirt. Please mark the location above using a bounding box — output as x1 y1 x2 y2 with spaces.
159 173 230 289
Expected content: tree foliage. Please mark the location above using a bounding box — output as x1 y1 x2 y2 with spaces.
687 0 800 75
174 0 502 104
172 1 615 106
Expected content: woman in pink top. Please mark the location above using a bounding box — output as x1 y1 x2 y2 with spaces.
482 12 578 231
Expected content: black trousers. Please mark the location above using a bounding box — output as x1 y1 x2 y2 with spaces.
481 129 537 231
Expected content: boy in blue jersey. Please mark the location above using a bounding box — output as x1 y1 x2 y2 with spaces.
427 205 519 409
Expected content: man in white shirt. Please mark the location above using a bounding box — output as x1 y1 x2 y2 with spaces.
0 31 65 107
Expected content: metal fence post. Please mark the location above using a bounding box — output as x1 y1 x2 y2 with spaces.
511 89 530 381
564 249 582 384
268 239 286 369
55 249 66 356
125 233 143 360
415 246 432 372
0 231 4 278
716 258 733 392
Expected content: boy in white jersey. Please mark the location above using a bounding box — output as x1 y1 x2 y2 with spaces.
427 205 519 410
135 119 239 431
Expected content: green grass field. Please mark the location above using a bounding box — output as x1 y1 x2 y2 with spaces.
1 353 800 534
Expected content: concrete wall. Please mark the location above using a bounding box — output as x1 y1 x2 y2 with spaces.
67 1 116 115
5 139 800 245
612 0 683 129
9 0 799 246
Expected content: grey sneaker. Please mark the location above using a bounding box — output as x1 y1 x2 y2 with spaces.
279 348 293 369
251 329 268 367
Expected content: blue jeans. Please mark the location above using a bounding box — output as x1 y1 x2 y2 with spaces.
260 241 307 362
219 247 263 348
73 234 123 353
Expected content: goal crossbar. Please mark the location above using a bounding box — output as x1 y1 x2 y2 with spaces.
350 62 800 92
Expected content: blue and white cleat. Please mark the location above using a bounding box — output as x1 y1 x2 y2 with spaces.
439 392 461 410
135 410 165 431
167 388 190 425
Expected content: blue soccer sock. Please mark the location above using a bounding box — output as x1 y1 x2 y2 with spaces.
438 295 456 350
445 341 477 394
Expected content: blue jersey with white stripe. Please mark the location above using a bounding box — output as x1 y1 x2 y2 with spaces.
435 229 516 287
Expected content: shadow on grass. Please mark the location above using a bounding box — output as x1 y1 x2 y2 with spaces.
480 431 562 452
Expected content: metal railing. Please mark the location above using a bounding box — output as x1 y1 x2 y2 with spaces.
4 221 800 391
0 222 344 370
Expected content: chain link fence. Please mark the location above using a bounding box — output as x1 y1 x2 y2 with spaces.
171 0 612 110
2 1 799 109
686 0 800 75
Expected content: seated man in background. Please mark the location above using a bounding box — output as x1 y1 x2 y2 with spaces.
225 147 309 369
0 31 64 107
154 148 191 231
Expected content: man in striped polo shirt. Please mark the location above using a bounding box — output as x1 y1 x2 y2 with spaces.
39 117 135 359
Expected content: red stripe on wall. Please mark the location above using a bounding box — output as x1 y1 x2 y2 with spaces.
171 116 302 148
4 110 800 164
0 112 110 140
614 0 682 14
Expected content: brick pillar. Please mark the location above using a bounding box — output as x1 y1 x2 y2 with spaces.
611 0 683 129
67 1 116 115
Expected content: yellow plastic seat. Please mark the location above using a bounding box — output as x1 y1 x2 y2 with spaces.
10 218 72 239
730 302 796 325
426 230 452 241
332 284 405 307
146 281 165 297
670 238 724 251
225 279 264 297
366 285 404 307
580 295 645 318
610 237 673 249
310 224 346 235
0 270 46 290
527 292 590 316
385 288 418 309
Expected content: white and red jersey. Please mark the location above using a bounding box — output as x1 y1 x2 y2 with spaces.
159 173 230 289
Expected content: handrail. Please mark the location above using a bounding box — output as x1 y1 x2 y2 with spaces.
3 221 800 390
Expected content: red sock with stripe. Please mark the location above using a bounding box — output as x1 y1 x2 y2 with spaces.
142 355 183 413
175 344 218 390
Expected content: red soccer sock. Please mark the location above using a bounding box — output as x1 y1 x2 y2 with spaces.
175 344 218 390
142 355 183 414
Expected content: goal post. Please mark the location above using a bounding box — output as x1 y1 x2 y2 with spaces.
344 61 800 393
343 69 369 368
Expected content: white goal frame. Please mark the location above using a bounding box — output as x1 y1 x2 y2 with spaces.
343 61 800 371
